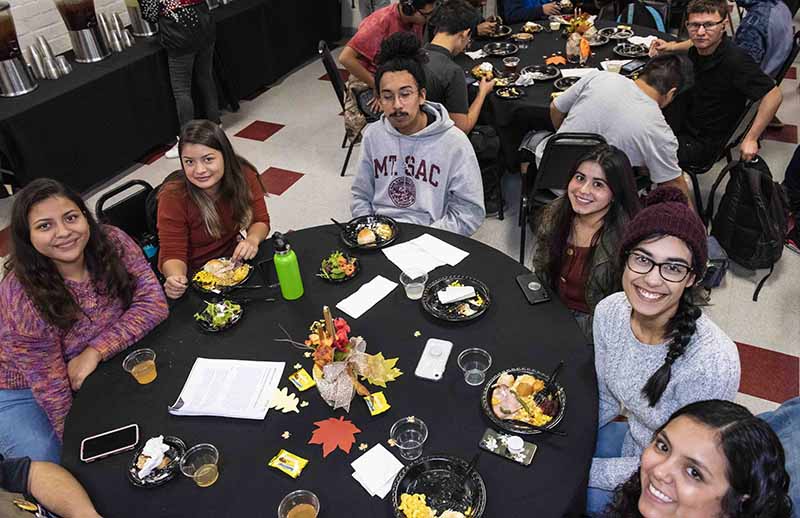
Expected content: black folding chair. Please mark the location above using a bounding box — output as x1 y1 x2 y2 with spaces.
683 99 761 221
95 180 155 244
519 132 606 265
774 31 800 84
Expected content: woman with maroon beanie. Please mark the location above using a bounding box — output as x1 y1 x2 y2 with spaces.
585 187 741 515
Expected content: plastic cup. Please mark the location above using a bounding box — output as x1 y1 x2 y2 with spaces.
180 444 219 487
503 56 520 73
400 269 428 300
550 21 561 31
606 62 622 74
278 490 320 518
122 348 157 384
390 417 428 460
457 348 492 386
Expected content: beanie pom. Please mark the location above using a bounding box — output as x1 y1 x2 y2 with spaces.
644 186 688 207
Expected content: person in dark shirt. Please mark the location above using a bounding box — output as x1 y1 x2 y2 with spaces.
0 455 101 518
424 0 495 134
650 0 782 166
503 0 563 22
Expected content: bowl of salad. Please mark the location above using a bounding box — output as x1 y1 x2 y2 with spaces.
194 300 243 332
317 251 360 283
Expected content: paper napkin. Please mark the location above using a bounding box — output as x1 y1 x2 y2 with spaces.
560 68 597 78
351 444 404 499
382 234 469 276
336 275 398 319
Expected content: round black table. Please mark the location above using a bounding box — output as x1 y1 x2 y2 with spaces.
62 224 598 517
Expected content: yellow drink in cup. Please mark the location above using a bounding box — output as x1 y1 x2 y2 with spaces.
180 444 220 488
193 464 219 487
122 348 157 384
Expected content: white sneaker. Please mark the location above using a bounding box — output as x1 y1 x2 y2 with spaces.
165 139 179 159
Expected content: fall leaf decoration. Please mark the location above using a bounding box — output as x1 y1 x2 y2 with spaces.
361 353 403 388
268 387 301 414
308 416 362 457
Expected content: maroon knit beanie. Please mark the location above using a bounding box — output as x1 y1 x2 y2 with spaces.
620 187 708 276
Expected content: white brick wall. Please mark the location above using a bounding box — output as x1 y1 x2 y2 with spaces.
10 0 132 55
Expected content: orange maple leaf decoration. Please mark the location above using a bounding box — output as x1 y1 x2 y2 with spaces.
308 416 362 458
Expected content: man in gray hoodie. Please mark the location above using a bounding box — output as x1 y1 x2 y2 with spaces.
350 32 485 236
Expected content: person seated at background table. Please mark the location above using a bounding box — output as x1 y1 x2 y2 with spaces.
339 0 436 117
735 0 793 78
587 187 741 515
503 0 563 22
0 179 169 463
157 119 270 300
350 32 486 236
531 144 640 339
603 399 794 518
425 0 495 135
520 55 691 201
649 0 782 165
466 0 500 36
1 454 102 518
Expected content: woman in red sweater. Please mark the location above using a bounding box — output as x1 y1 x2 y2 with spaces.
157 120 271 299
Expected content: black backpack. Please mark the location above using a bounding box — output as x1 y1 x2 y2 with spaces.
707 157 789 301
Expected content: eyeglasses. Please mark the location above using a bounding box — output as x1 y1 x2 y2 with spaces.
685 19 725 32
380 88 419 104
626 252 693 283
417 7 435 18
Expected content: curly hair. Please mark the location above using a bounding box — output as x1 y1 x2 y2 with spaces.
605 400 793 518
374 31 430 92
4 178 135 330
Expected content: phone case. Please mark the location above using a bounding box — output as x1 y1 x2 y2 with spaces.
515 273 551 305
478 428 537 466
80 424 140 463
414 338 453 381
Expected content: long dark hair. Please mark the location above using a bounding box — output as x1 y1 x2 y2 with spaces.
4 178 135 330
546 144 641 287
175 119 254 238
605 400 793 518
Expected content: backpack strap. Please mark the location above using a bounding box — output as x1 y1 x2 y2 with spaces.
644 5 666 32
705 160 739 224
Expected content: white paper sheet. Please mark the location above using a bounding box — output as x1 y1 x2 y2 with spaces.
168 358 285 420
382 233 470 276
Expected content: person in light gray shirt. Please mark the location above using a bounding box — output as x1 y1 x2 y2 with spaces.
358 0 391 20
586 187 741 515
521 56 691 201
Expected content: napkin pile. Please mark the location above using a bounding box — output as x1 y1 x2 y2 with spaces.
382 233 469 276
628 35 658 48
351 444 404 499
465 49 487 60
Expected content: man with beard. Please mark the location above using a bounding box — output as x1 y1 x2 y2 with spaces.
350 32 485 236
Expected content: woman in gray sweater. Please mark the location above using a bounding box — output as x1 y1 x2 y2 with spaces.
586 187 741 515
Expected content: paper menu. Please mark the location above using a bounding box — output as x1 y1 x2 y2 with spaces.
168 358 285 420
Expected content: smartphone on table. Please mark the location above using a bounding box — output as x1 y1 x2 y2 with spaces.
516 273 551 305
80 423 139 463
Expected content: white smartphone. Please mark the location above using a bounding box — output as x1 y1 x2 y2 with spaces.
80 423 139 463
415 338 454 381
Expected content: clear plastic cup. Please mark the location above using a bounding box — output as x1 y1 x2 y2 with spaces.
503 56 520 73
390 417 428 460
400 269 428 300
180 444 219 487
122 348 157 384
457 348 492 386
278 490 320 518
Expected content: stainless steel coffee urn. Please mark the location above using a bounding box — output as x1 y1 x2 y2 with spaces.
0 2 37 97
54 0 110 63
125 0 157 37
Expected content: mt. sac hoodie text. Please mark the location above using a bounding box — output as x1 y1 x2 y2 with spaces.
350 101 485 236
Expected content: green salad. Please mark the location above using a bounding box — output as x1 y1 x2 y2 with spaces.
194 300 242 329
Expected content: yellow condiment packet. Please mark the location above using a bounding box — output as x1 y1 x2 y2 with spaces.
268 449 308 479
364 391 391 416
288 368 316 391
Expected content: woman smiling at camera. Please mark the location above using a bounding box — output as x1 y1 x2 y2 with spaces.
586 187 741 515
157 119 271 299
0 179 168 463
605 399 793 517
531 144 640 339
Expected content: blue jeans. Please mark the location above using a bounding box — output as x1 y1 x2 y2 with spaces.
0 389 61 463
586 421 629 516
759 397 800 517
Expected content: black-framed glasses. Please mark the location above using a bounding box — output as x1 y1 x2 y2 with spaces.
685 19 726 32
625 252 693 283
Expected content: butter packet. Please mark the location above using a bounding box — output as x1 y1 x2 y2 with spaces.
289 368 316 391
364 391 391 416
617 24 632 30
268 449 308 479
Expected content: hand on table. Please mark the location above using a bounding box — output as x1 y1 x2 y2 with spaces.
232 236 259 262
543 3 562 16
478 76 495 96
477 20 497 36
67 347 102 391
164 275 188 299
649 38 670 57
739 137 760 162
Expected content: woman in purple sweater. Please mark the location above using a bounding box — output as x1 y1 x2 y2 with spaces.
0 179 169 463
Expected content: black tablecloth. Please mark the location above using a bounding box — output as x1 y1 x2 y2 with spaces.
0 0 341 193
62 224 598 518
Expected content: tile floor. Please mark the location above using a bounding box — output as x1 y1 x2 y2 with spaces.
1 42 798 415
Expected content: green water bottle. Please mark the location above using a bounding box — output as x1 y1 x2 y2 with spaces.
273 232 304 300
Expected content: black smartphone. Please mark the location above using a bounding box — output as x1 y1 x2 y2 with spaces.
80 424 139 463
516 273 551 305
621 59 647 75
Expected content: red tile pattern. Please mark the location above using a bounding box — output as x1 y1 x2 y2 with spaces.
319 69 350 82
259 167 304 196
763 124 798 144
736 342 800 404
137 144 172 165
0 226 9 257
235 121 285 142
785 67 796 80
